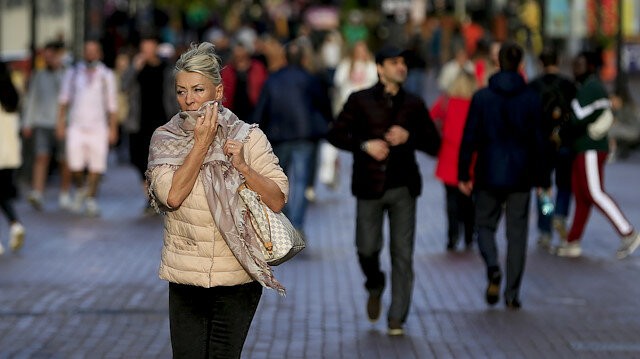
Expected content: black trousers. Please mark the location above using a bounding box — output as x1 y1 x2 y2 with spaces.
169 281 262 359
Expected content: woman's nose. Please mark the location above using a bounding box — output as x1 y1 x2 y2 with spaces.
185 91 194 104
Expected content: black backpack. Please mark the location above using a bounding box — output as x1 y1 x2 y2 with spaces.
539 76 570 127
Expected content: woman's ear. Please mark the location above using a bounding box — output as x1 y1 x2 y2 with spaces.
216 84 224 100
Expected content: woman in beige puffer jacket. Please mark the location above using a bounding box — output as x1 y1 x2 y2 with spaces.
147 42 288 359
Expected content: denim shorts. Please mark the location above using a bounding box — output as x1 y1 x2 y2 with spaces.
33 127 65 161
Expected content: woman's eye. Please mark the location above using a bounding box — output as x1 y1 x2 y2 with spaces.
195 88 204 93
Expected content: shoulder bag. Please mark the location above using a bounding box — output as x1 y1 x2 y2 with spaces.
238 184 305 265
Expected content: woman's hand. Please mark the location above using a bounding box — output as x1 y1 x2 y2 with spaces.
224 139 249 173
193 102 218 150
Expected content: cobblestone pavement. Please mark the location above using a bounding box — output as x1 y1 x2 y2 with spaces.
1 149 640 359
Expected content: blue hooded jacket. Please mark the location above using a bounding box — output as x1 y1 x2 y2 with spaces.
458 71 550 190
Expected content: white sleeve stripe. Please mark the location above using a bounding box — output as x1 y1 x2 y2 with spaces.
571 98 611 120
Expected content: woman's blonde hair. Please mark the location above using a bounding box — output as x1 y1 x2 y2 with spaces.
174 42 222 85
446 70 477 99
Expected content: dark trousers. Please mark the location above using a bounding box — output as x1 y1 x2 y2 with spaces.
169 281 262 359
537 146 573 234
475 189 530 302
356 187 416 323
444 184 475 246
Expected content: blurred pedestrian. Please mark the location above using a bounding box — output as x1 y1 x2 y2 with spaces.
319 40 377 190
0 61 26 254
220 41 268 123
146 42 288 358
430 68 477 251
121 34 178 214
458 42 550 309
252 39 333 235
437 45 474 93
56 39 118 217
528 47 577 249
332 40 378 116
22 41 72 211
327 46 441 335
554 50 640 259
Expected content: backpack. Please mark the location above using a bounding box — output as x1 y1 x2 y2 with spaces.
538 76 570 127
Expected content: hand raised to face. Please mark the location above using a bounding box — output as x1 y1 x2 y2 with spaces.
193 101 219 150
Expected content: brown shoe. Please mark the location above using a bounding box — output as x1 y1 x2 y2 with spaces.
366 294 381 322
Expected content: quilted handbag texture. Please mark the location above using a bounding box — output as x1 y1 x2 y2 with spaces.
238 184 305 265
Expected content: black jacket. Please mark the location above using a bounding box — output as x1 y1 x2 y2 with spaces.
328 82 440 199
458 71 550 191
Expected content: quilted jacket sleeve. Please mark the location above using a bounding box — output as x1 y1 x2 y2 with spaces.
245 127 289 202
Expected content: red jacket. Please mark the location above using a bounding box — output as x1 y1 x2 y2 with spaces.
430 95 473 186
220 60 268 109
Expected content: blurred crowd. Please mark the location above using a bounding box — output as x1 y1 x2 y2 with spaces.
2 5 640 350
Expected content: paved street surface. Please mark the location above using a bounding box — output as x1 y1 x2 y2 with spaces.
1 149 640 359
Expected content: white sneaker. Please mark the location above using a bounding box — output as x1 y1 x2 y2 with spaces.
59 191 72 210
85 197 101 217
27 191 43 211
617 232 640 259
554 240 582 258
71 189 87 213
9 223 25 252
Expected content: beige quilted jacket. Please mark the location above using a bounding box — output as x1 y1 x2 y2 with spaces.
149 128 288 288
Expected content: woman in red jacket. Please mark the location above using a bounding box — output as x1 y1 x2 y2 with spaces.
430 69 477 251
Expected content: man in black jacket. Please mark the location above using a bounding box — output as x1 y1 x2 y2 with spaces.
458 42 550 310
328 46 440 336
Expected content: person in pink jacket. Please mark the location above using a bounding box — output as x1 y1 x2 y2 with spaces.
430 69 478 251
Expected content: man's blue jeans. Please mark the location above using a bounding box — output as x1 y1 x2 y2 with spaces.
273 140 316 231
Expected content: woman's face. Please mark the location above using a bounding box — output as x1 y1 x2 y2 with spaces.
175 71 222 111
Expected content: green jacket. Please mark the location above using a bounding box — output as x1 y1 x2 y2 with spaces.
570 75 610 153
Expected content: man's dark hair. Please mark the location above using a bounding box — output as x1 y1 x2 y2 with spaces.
285 41 305 67
578 49 603 70
498 42 523 72
539 47 558 67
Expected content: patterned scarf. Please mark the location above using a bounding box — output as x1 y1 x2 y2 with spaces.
147 101 284 295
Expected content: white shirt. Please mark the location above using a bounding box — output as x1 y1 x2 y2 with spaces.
58 62 117 129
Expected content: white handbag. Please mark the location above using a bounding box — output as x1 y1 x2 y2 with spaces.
238 184 305 265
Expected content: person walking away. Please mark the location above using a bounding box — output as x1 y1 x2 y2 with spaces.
0 61 26 254
554 50 640 258
458 42 550 310
146 42 288 358
56 39 118 217
22 41 72 211
429 68 477 251
528 47 577 249
252 39 333 236
328 46 441 335
121 34 178 214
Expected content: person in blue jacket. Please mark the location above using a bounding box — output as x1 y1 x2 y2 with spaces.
458 42 550 310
